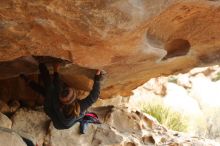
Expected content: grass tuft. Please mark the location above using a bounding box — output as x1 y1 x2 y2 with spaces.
168 76 178 84
142 104 188 132
212 72 220 81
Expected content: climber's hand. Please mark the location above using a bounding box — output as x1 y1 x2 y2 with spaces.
53 63 60 72
96 70 101 75
95 70 106 81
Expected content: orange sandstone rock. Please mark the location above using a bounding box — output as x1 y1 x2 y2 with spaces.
0 0 220 101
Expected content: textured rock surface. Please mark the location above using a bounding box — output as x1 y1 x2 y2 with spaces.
0 113 12 129
1 0 220 100
11 108 49 146
0 106 218 146
0 127 26 146
47 123 99 146
0 100 10 113
129 65 220 142
47 107 158 146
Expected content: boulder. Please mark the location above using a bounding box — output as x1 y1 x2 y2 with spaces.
46 106 157 146
0 100 10 114
45 106 220 146
11 108 50 146
0 113 12 129
0 127 26 146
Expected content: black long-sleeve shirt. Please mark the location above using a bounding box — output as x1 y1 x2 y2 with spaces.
44 72 101 129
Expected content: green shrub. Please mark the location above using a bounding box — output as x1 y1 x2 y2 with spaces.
142 104 188 132
168 76 178 84
212 72 220 81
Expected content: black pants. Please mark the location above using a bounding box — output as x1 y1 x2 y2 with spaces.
22 137 35 146
28 63 51 97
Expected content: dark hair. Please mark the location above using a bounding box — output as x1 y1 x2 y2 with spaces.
61 88 69 97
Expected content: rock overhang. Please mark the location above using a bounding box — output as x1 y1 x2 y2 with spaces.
0 0 220 101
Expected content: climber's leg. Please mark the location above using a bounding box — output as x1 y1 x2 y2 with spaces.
20 74 46 96
39 63 52 87
28 81 46 97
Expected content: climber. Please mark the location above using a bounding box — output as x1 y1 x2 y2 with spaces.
20 63 104 131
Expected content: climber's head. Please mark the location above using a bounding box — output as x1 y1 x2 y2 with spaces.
60 87 76 105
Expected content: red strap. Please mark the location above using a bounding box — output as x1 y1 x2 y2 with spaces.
85 113 98 119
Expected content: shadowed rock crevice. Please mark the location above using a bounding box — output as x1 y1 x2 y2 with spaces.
0 55 97 81
163 39 191 60
0 56 71 80
0 55 97 107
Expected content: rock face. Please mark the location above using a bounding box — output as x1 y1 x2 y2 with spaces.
0 127 26 146
46 108 154 146
0 113 12 129
129 65 220 142
1 0 220 100
1 106 219 146
11 108 49 146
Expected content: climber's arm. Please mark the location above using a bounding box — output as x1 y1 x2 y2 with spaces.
78 70 104 113
53 63 61 87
